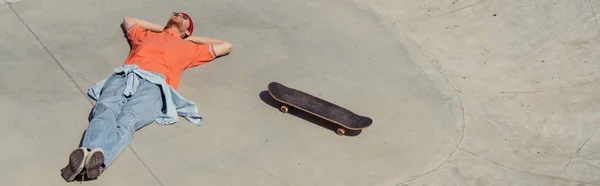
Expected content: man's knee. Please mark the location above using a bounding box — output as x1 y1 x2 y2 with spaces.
93 99 124 115
116 111 137 135
116 110 136 125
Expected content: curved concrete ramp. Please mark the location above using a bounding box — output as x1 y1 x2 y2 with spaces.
0 0 598 185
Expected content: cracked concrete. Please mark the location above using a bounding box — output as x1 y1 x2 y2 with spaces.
0 0 598 185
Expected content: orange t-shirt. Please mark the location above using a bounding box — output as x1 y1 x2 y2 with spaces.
123 25 215 89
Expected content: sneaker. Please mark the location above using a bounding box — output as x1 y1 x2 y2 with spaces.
84 148 104 180
60 147 88 182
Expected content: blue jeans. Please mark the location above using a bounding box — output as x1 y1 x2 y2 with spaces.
81 72 163 169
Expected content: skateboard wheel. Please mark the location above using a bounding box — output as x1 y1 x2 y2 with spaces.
280 105 289 113
336 128 345 136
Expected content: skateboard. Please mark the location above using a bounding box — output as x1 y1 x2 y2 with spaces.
267 82 373 136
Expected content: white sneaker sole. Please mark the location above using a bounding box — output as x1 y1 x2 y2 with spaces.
85 148 104 179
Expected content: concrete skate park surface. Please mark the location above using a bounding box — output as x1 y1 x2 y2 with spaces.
1 0 599 185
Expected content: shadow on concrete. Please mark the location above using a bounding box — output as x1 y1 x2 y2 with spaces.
72 173 98 182
259 91 362 136
119 23 133 50
76 107 95 148
78 130 87 148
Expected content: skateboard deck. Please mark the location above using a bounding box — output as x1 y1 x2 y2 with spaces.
267 82 372 135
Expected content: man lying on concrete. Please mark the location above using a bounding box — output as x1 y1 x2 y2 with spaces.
61 12 233 182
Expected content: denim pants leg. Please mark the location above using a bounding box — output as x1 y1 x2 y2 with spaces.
82 73 163 169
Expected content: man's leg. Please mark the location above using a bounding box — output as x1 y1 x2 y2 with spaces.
81 73 129 151
85 77 163 179
61 73 127 182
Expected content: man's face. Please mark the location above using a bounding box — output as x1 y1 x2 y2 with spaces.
167 12 191 37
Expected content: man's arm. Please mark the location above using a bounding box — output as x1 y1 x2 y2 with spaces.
123 17 164 32
185 36 233 57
